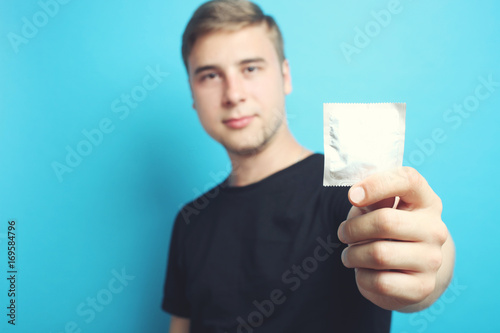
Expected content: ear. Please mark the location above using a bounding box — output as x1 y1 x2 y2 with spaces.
281 59 292 95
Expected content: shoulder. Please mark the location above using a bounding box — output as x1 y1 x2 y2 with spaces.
305 154 352 221
174 181 226 228
284 153 352 223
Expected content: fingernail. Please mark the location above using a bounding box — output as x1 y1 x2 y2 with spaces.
350 186 365 204
341 248 348 265
338 221 345 242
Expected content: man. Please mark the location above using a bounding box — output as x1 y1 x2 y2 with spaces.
163 1 455 332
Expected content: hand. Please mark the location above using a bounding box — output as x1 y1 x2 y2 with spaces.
338 167 451 311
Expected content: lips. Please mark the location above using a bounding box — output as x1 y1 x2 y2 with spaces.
223 115 254 129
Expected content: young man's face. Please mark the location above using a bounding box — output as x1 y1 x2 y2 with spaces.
187 24 292 155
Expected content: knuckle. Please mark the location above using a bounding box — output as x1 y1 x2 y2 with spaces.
373 273 392 295
419 277 436 299
426 248 443 272
434 195 443 213
376 208 400 235
402 166 425 192
402 166 420 183
371 242 390 266
434 221 449 245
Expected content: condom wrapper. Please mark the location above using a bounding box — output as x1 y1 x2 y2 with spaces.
323 103 406 187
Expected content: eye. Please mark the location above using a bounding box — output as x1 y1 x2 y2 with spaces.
201 72 219 81
245 66 258 73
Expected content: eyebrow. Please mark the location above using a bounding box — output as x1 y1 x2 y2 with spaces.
240 57 266 65
193 57 266 76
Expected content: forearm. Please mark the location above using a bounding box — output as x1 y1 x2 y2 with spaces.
397 231 456 313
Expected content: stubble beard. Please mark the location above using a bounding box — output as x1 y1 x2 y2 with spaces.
221 109 285 157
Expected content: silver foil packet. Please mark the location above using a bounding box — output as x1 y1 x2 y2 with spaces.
323 103 406 187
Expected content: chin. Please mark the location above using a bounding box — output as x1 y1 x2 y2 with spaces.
222 138 267 156
224 144 263 156
219 126 277 156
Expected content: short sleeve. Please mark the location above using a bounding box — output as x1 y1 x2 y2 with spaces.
161 213 191 318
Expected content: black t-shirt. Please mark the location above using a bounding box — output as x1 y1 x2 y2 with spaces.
162 154 391 332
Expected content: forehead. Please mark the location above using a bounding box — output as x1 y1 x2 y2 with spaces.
188 24 278 74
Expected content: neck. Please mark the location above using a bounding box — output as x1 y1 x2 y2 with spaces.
227 125 312 187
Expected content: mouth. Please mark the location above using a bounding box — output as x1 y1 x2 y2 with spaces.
223 115 255 129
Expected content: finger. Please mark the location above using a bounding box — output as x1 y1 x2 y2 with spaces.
341 241 443 272
348 167 441 211
354 269 436 307
339 208 429 244
348 197 398 219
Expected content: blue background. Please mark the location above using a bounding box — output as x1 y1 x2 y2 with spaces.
1 0 499 332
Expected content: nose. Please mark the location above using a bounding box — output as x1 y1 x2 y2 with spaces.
222 72 246 107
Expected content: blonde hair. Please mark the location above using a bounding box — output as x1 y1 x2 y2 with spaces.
182 0 285 72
